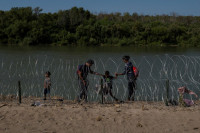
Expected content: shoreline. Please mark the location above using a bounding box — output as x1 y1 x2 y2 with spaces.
0 94 199 106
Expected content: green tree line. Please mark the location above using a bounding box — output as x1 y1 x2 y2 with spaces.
0 7 200 47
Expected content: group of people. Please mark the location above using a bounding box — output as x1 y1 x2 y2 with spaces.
43 55 198 106
76 55 137 102
43 55 137 102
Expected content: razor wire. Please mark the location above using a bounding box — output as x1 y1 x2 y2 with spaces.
0 54 200 102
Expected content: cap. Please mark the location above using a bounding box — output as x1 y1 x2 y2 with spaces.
87 59 94 65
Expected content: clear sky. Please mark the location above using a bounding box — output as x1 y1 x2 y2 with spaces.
0 0 200 16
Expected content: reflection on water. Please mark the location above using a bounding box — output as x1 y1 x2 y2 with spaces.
0 46 200 101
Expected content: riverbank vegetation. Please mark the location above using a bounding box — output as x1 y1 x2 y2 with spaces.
0 7 200 47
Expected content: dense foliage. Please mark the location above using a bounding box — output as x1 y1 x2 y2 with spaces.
0 7 200 46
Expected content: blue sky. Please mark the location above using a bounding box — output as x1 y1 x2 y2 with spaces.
0 0 200 16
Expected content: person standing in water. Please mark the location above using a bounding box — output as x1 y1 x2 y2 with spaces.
44 71 51 100
77 59 100 102
115 56 136 101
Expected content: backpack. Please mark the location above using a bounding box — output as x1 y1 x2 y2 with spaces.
76 65 83 75
133 66 139 79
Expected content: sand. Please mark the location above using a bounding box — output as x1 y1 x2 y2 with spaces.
0 97 200 133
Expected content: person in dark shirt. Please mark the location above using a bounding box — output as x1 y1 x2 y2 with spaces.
100 71 119 101
115 56 136 101
77 59 100 102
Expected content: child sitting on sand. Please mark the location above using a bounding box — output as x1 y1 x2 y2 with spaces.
98 71 119 102
44 71 51 100
178 86 198 107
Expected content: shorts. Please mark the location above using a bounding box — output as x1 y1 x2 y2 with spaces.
44 88 50 95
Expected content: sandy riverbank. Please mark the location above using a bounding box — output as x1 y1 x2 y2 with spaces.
0 97 200 133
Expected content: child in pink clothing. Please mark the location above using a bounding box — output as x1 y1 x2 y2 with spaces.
178 86 198 106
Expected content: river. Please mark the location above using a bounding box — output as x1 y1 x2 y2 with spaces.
0 46 200 102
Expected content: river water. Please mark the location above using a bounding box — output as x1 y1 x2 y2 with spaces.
0 46 200 102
